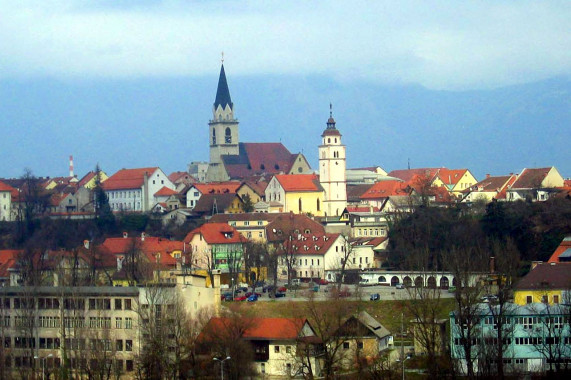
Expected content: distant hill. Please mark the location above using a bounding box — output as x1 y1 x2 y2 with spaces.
0 75 568 180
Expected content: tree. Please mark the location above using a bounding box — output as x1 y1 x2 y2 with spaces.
16 169 50 242
241 194 254 213
93 164 116 234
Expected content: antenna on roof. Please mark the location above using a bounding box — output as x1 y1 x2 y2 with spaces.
407 158 410 170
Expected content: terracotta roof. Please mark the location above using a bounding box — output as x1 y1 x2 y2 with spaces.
205 317 309 340
346 184 374 202
266 213 325 242
193 182 241 194
495 175 518 200
77 171 97 187
274 174 323 192
0 180 15 193
436 169 469 186
154 186 178 197
467 175 514 193
360 180 409 199
100 236 183 264
0 250 22 278
168 171 195 184
547 236 571 263
239 180 268 197
209 213 280 223
184 223 244 244
511 167 553 189
222 143 301 179
103 167 158 190
515 262 571 290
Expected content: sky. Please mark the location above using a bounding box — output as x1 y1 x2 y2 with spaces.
0 1 570 179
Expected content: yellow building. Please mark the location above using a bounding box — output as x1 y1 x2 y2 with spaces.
265 174 325 216
514 262 571 305
432 168 478 197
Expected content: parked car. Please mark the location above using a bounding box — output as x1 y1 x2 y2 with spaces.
278 286 287 293
234 295 247 302
448 286 457 293
274 292 286 298
247 294 258 302
370 293 380 301
245 292 262 298
318 279 329 285
221 293 233 302
395 283 405 289
359 278 370 285
481 294 498 303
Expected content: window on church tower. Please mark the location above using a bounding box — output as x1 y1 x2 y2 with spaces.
212 129 216 144
225 127 232 143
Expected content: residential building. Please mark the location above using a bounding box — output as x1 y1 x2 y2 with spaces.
334 311 393 369
513 262 571 305
339 206 389 238
346 166 389 185
506 167 565 202
432 168 478 197
359 179 413 211
199 317 321 378
0 180 15 221
103 167 175 212
462 174 517 203
209 212 280 242
185 182 241 209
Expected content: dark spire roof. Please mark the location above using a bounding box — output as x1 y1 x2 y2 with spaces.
326 102 336 129
214 64 233 110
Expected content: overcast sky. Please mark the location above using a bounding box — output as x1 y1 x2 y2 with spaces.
1 0 570 90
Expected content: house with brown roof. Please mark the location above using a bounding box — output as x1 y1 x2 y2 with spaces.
199 317 321 378
359 179 415 212
462 174 517 203
265 174 325 216
506 167 565 202
514 262 571 305
209 212 281 242
185 181 241 209
103 167 175 212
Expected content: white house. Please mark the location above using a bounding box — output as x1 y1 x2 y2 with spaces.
103 167 175 212
0 180 14 221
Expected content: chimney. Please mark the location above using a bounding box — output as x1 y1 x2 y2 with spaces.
123 232 128 239
69 155 74 177
141 232 146 241
117 256 124 271
486 174 490 179
489 256 495 274
83 240 89 250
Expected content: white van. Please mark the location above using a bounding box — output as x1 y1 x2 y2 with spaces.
291 279 301 286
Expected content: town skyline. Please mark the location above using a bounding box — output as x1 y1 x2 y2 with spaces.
1 1 569 179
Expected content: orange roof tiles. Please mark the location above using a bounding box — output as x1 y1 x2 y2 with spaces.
511 167 552 189
103 167 158 190
193 182 241 194
184 223 244 244
436 169 468 186
387 168 440 184
275 174 322 192
360 180 409 199
100 236 183 265
205 317 308 340
154 186 178 197
548 237 571 263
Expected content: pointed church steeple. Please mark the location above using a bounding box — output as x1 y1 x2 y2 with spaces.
214 64 233 110
326 102 336 129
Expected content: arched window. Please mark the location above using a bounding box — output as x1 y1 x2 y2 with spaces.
328 138 331 143
212 129 216 144
225 127 232 143
298 198 302 212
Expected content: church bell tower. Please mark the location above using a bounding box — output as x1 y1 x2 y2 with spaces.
206 59 239 182
319 104 347 217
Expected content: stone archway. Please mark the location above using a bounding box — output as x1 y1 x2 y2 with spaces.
414 276 424 288
427 276 436 288
403 276 412 287
452 277 458 287
379 276 387 284
391 276 399 287
440 276 449 289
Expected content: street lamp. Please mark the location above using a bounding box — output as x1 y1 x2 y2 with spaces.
34 354 53 380
213 356 231 380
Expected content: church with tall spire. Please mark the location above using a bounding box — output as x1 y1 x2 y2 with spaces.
205 62 312 182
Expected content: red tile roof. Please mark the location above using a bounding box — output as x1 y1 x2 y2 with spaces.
168 171 195 183
346 206 381 213
548 237 571 263
100 236 182 268
0 250 22 278
103 167 158 190
387 168 440 184
154 186 178 197
205 317 309 340
193 182 241 194
266 213 325 242
360 180 409 199
221 143 304 179
0 180 16 192
275 174 323 192
277 232 340 256
436 169 469 186
184 223 244 244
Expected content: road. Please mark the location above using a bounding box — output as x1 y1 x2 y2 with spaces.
248 284 455 302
